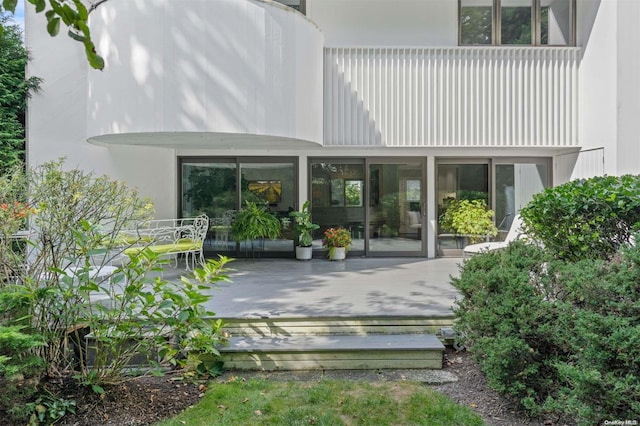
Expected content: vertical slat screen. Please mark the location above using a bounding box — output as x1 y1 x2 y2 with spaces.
324 47 580 147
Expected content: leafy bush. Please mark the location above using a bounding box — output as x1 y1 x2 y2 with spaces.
452 241 640 424
439 199 497 243
452 242 561 415
64 246 232 386
0 161 233 423
0 160 156 379
0 324 46 423
520 175 640 261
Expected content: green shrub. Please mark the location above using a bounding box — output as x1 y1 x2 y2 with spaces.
439 199 497 243
520 174 640 261
452 242 562 415
0 295 46 423
452 241 640 424
0 161 234 423
545 245 640 423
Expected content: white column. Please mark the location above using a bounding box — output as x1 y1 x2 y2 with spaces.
298 155 309 208
426 156 437 258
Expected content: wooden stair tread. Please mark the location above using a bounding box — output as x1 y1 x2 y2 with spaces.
221 334 444 353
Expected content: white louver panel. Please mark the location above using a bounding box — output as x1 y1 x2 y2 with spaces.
324 47 580 147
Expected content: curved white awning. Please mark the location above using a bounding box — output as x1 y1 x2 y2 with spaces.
87 132 322 150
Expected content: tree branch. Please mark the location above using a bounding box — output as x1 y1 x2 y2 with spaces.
88 0 110 14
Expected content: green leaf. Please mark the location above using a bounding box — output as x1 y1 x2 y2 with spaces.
3 0 18 13
91 384 105 395
27 0 46 13
159 300 173 310
67 29 86 42
177 310 191 322
86 49 104 70
46 16 61 36
73 0 88 20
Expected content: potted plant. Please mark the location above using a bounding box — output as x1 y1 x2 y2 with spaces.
231 201 281 257
289 201 319 260
439 199 498 244
322 227 352 261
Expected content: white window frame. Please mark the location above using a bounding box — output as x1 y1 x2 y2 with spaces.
458 0 576 46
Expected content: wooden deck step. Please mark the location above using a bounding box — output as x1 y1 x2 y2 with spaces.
219 334 445 371
221 316 456 337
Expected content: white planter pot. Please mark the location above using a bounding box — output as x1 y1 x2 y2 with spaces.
295 246 313 260
329 247 346 261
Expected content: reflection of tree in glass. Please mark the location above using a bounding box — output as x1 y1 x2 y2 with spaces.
540 7 549 44
462 5 541 46
501 7 532 45
380 193 401 232
461 7 492 45
184 167 237 217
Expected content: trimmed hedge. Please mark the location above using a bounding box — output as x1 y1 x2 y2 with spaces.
520 175 640 261
452 241 640 424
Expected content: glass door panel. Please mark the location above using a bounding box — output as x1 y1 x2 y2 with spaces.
310 161 365 254
181 161 237 251
239 162 296 254
368 161 424 255
495 162 548 239
181 158 298 257
436 163 489 256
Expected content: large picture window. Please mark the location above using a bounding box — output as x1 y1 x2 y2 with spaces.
460 0 575 46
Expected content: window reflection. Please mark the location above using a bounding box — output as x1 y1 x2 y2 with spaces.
345 180 363 207
459 0 574 46
461 0 493 45
501 0 533 45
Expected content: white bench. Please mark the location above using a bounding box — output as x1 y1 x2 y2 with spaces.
122 215 209 270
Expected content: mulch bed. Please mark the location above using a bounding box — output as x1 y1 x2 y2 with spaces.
53 374 203 426
435 348 574 426
3 348 575 426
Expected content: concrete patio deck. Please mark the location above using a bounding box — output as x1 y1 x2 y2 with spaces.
171 257 463 319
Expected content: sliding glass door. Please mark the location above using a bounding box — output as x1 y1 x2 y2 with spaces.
311 160 366 254
494 160 549 238
436 162 490 256
310 158 426 257
368 161 425 255
239 161 296 254
180 157 297 257
436 158 550 256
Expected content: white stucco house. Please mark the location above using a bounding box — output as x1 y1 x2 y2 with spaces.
25 0 640 258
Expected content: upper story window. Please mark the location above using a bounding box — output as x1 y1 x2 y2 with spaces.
274 0 306 15
460 0 575 46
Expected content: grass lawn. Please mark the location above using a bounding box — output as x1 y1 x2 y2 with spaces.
157 377 484 426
